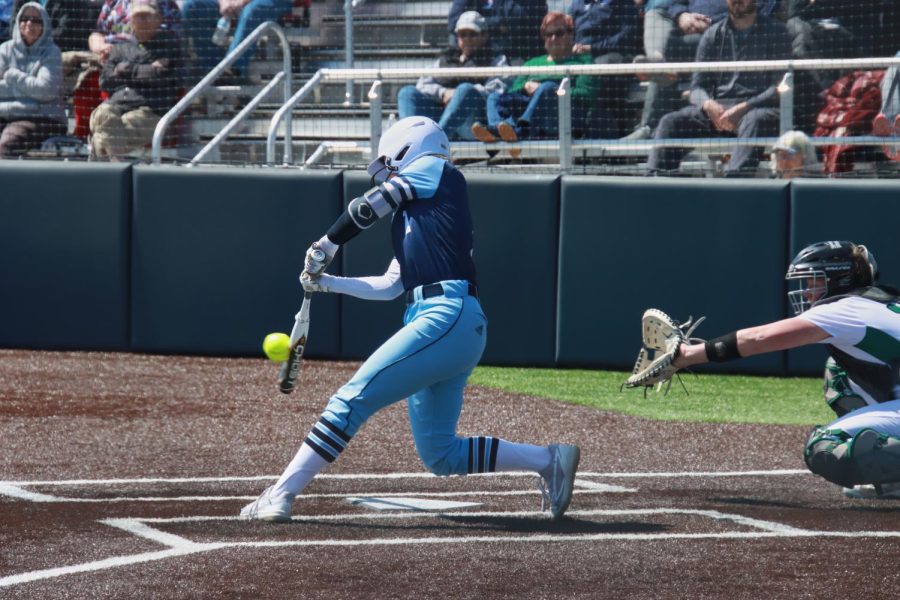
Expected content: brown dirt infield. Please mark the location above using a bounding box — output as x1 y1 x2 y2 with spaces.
2 349 900 599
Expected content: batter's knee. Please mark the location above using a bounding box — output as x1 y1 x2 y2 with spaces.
414 438 466 477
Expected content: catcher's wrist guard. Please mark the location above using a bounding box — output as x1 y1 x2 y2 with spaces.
624 309 706 393
704 332 741 362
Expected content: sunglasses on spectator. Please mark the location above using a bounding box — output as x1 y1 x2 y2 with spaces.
457 30 481 38
20 15 43 24
543 29 571 39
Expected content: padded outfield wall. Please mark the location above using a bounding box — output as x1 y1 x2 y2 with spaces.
1 163 898 376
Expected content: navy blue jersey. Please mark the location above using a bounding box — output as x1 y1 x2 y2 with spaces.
384 156 477 290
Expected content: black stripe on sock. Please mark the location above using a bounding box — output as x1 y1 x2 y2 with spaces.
467 437 474 474
304 437 337 463
488 438 499 472
477 436 485 473
318 417 352 443
309 430 344 456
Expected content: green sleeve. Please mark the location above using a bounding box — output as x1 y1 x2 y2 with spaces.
509 56 546 94
570 73 599 103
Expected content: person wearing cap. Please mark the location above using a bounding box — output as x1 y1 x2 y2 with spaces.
181 0 292 84
471 11 599 155
0 2 67 156
397 11 509 142
770 130 822 179
89 0 183 159
448 0 547 63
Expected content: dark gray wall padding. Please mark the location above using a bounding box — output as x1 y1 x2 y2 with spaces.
130 166 343 356
0 162 132 350
557 176 790 374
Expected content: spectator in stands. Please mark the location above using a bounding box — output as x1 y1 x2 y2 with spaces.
786 0 882 131
89 0 182 159
91 0 181 54
471 12 599 156
624 0 777 140
67 0 180 139
181 0 292 84
646 0 791 176
397 11 508 142
770 130 822 178
569 0 642 137
569 0 641 62
0 2 67 156
43 0 103 53
448 0 548 63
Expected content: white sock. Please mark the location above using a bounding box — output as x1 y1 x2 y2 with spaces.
494 440 552 473
271 442 331 497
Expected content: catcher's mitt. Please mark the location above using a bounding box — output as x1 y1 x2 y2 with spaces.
624 309 706 393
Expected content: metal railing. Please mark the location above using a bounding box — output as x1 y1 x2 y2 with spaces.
266 55 900 169
152 21 292 165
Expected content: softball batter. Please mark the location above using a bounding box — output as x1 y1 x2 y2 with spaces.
242 116 580 522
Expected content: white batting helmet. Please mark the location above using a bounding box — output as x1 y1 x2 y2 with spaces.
367 116 450 184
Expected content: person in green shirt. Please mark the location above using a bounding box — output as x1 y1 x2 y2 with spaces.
471 11 598 156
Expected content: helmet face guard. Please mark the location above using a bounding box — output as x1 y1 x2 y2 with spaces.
786 269 828 314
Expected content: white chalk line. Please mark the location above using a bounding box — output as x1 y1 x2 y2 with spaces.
135 507 804 531
0 486 631 504
0 469 810 487
0 468 819 589
0 545 223 588
1 506 894 589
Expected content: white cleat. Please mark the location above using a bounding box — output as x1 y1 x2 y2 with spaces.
842 482 900 499
240 485 295 522
539 444 581 520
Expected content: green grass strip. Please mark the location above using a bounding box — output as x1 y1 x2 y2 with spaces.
470 366 835 426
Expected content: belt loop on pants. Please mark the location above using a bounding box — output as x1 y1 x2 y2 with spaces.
405 281 478 304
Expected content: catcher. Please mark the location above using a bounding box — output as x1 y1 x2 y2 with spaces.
627 241 900 499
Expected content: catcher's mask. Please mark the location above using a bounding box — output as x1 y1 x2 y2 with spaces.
366 116 450 185
786 241 877 314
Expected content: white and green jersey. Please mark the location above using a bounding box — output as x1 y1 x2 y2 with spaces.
801 293 900 403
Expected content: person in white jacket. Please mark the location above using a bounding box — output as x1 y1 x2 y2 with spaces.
0 1 67 156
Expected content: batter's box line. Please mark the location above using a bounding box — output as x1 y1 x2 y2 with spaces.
0 483 633 504
3 507 899 589
0 468 811 488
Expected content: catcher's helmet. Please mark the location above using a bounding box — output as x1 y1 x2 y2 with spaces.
786 241 878 314
366 116 450 184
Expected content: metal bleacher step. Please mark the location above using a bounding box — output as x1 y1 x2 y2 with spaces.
192 109 392 141
283 0 451 49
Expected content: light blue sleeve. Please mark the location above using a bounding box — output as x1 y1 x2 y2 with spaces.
396 155 445 201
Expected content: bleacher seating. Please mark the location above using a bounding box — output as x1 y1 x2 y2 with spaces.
187 0 450 165
26 0 896 175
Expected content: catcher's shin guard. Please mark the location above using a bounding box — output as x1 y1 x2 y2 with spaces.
804 427 855 487
805 427 900 488
848 429 900 487
823 358 869 417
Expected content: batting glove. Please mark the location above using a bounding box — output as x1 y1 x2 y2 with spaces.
300 271 332 294
304 241 334 276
